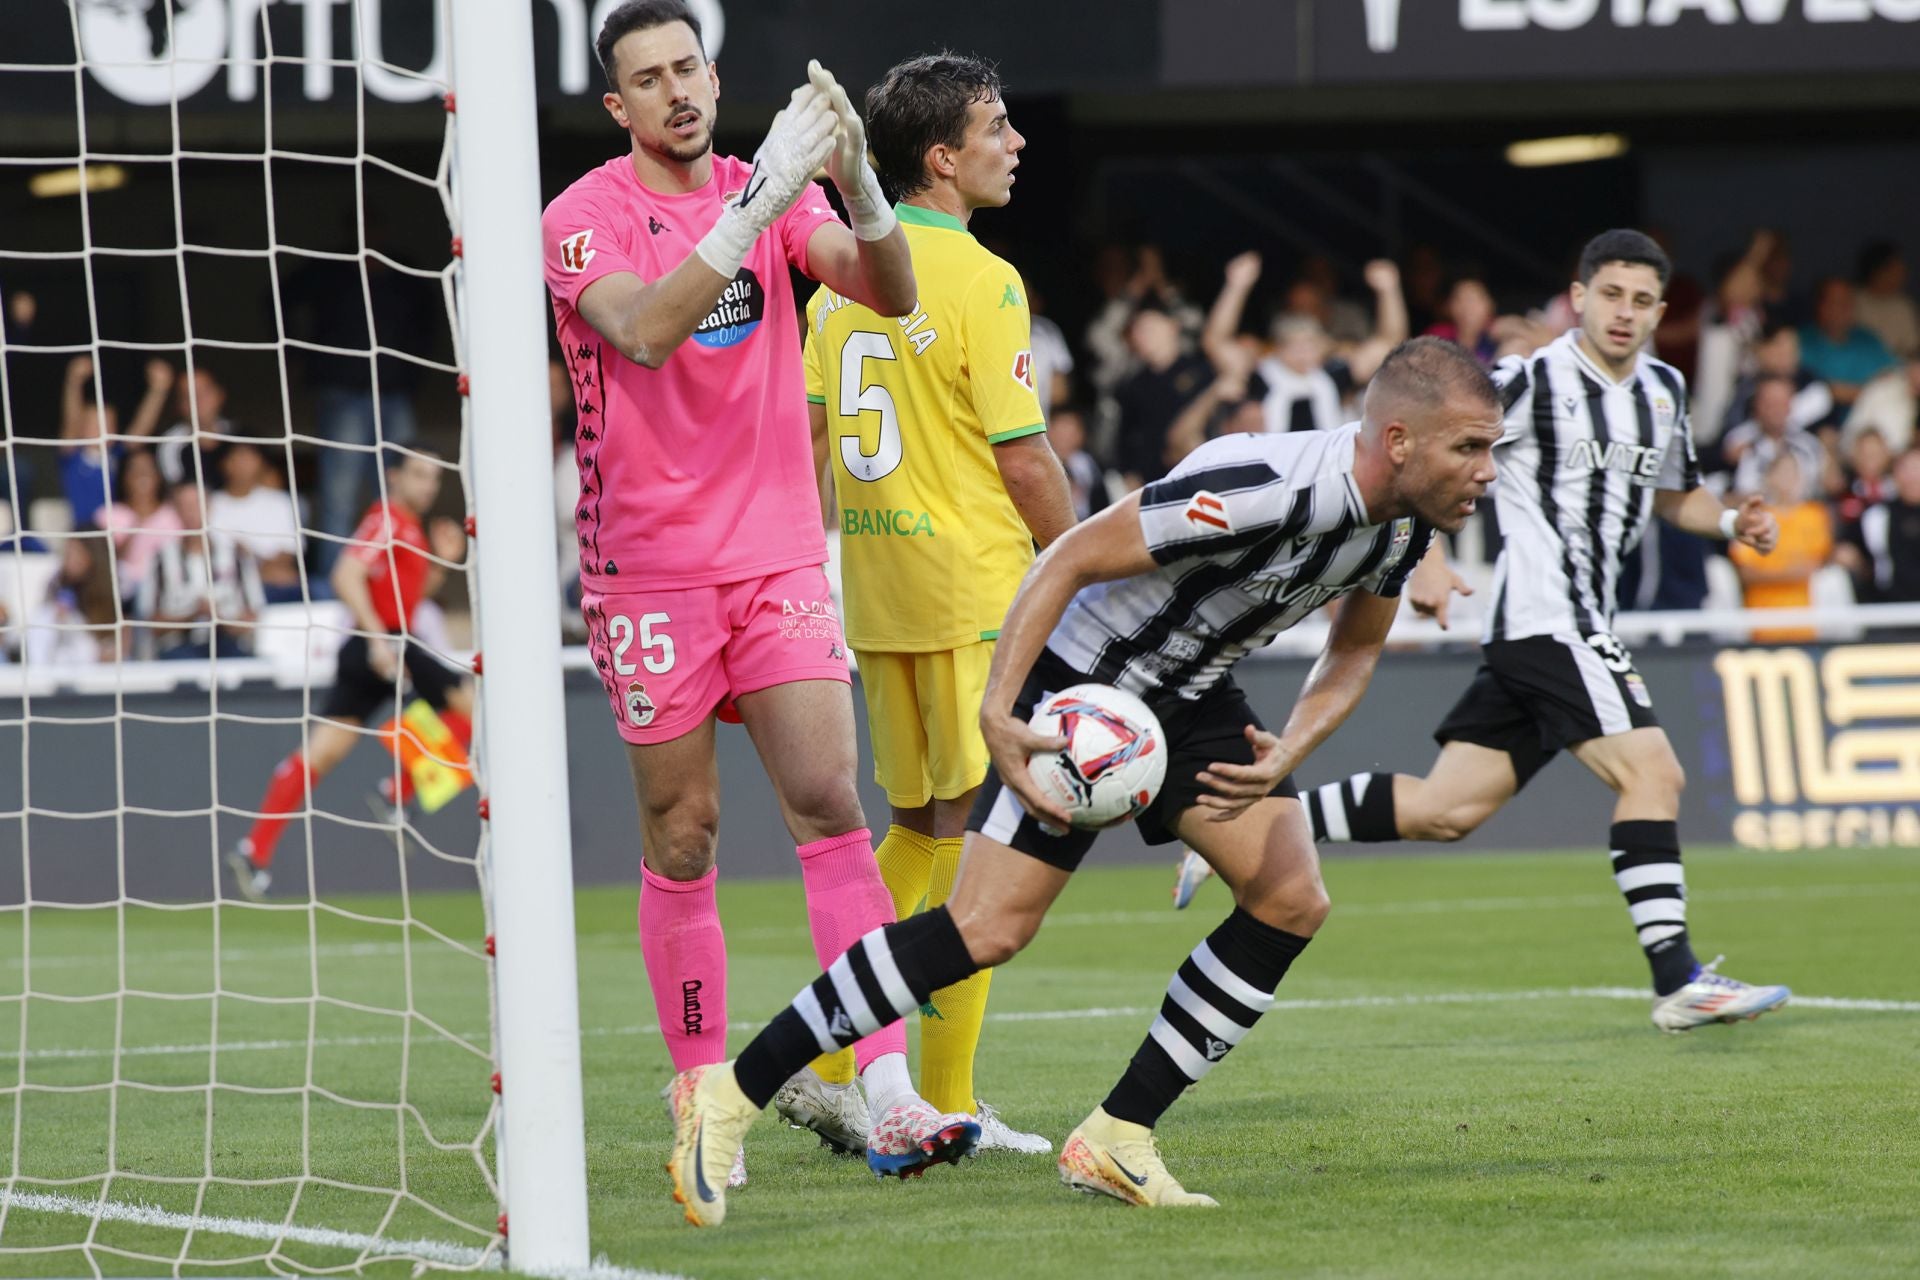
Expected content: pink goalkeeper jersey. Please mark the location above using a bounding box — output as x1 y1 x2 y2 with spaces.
541 154 842 590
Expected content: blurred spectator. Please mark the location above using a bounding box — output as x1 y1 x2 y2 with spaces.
1799 277 1895 407
1649 230 1706 380
1843 358 1919 454
60 356 172 530
208 439 305 604
1837 447 1920 603
1759 231 1795 318
135 484 265 660
1203 253 1404 436
1691 233 1774 445
1165 337 1266 467
23 535 122 666
1835 427 1893 526
1616 521 1710 614
289 224 428 572
1400 244 1446 335
1084 244 1202 402
1027 286 1074 419
1287 257 1369 345
1045 403 1109 522
1854 242 1918 359
3 288 41 516
1112 304 1211 488
1729 452 1832 643
1720 321 1835 445
154 363 234 488
98 448 182 605
1724 374 1834 500
1424 274 1498 367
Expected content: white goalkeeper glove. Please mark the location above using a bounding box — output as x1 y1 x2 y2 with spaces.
807 59 895 242
695 81 837 279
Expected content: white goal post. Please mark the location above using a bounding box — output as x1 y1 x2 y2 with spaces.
0 1 590 1274
449 0 591 1270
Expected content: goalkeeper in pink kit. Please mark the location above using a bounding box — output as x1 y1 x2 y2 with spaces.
540 1 974 1186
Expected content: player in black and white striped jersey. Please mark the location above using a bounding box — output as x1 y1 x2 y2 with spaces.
1286 230 1793 1035
656 338 1501 1223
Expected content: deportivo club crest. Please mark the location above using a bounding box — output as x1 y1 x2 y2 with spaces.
624 680 655 728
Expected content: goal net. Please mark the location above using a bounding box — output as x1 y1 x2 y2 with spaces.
0 3 585 1274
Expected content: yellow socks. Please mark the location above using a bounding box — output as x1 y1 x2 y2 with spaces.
875 824 936 920
917 836 991 1115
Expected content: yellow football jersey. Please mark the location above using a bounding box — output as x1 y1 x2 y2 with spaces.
805 203 1047 652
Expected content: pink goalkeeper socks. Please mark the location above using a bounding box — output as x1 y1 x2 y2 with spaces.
796 828 908 1071
638 862 728 1073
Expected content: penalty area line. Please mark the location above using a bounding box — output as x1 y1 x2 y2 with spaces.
0 1189 692 1280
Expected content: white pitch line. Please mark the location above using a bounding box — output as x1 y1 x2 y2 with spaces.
1038 879 1920 930
11 987 1916 1063
8 881 1913 970
0 1188 691 1280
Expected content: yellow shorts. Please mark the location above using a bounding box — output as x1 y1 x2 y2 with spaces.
856 642 995 809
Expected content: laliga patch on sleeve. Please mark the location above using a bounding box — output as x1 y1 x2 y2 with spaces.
1011 349 1034 389
558 229 596 273
1183 490 1232 533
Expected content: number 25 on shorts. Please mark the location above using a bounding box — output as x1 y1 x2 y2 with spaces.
609 612 675 675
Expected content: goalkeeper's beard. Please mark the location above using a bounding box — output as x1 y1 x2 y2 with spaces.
651 107 715 166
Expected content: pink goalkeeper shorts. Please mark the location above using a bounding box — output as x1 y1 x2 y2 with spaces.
581 564 850 745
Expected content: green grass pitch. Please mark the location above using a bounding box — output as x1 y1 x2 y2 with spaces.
2 845 1917 1278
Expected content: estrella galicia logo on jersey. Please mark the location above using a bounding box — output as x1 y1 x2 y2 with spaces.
625 680 655 728
559 229 595 273
691 269 764 348
1184 491 1232 533
1011 349 1034 390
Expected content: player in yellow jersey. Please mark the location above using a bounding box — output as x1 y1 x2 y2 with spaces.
797 52 1075 1157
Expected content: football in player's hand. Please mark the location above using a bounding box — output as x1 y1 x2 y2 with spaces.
1026 683 1167 829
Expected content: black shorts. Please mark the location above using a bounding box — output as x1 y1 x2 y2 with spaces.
966 649 1298 873
322 634 464 723
1434 633 1660 789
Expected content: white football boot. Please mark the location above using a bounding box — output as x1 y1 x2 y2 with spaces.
972 1099 1054 1155
1650 956 1790 1033
772 1067 870 1156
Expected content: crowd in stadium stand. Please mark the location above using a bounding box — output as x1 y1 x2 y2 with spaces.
1 227 1917 668
1030 232 1920 633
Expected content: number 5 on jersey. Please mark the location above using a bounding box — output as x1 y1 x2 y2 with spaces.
837 330 902 483
610 612 674 674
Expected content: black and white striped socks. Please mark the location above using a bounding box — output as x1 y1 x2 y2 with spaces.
733 908 977 1109
1611 820 1697 995
1303 772 1400 844
1101 908 1311 1128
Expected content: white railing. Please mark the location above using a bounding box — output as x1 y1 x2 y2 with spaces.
7 600 1920 699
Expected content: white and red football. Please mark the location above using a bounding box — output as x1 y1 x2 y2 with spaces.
1026 683 1168 829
